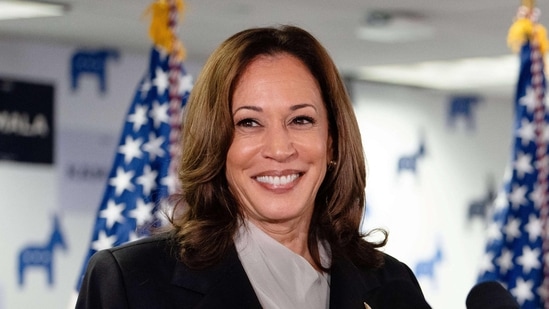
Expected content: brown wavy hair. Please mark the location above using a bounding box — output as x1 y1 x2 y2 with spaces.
171 25 387 270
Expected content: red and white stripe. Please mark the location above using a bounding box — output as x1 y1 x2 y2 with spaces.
167 0 183 194
526 7 549 307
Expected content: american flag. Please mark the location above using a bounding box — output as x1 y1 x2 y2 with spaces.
74 46 192 291
477 15 549 308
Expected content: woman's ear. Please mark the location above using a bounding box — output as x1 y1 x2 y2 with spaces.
326 134 334 166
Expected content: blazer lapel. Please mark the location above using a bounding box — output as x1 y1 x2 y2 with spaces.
170 246 262 308
329 256 380 309
168 245 382 309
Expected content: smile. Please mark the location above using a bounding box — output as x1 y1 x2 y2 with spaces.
255 174 300 186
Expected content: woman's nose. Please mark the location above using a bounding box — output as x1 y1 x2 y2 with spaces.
261 125 296 162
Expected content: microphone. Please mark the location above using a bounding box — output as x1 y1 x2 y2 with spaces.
465 281 519 309
376 279 431 309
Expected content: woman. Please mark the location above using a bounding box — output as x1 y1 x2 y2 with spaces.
76 25 430 309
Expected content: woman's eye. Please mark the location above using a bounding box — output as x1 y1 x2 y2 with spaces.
236 118 259 127
291 116 315 125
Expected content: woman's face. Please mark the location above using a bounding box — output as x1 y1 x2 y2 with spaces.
226 53 331 228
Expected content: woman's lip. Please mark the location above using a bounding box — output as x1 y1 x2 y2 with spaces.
253 170 303 177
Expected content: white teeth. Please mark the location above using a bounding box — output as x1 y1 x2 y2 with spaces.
256 174 299 185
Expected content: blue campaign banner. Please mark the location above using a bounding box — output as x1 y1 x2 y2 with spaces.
0 78 54 164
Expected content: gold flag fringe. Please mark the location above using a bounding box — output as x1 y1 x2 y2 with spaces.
143 0 186 61
507 6 549 54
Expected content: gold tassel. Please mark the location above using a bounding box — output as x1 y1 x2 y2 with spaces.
143 0 186 60
507 17 534 53
507 5 549 55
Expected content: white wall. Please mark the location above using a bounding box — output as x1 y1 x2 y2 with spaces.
354 83 514 308
0 38 515 308
0 38 147 309
0 38 200 309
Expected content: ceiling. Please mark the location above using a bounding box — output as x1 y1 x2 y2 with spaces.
0 0 547 90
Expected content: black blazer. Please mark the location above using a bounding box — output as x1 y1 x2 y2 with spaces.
76 233 430 308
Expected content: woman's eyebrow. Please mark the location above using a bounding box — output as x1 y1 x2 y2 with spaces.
233 103 317 115
290 103 317 112
233 105 263 115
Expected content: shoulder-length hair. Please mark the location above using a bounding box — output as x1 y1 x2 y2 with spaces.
172 25 386 269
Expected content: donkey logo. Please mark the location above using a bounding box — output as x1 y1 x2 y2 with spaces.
70 48 119 93
18 215 67 287
414 245 443 281
397 135 426 175
447 95 482 131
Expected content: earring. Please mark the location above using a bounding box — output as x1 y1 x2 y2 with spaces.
328 160 337 170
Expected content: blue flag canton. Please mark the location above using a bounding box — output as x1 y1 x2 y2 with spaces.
478 42 549 308
90 47 192 253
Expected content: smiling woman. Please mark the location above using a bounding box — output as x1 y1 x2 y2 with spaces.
76 25 431 309
226 54 331 245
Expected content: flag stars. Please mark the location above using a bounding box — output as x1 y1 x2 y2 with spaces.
128 104 149 132
508 185 528 209
161 173 179 195
118 136 143 164
496 249 513 275
530 184 545 209
486 222 503 243
511 278 535 305
519 87 538 113
153 67 169 95
525 215 542 242
129 199 154 227
478 42 549 305
100 200 126 229
79 48 193 291
503 218 521 242
109 167 135 196
493 191 509 212
140 79 151 98
517 118 535 146
513 152 533 179
143 133 165 160
91 230 117 252
517 246 541 273
149 101 170 128
179 74 193 96
136 165 158 196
